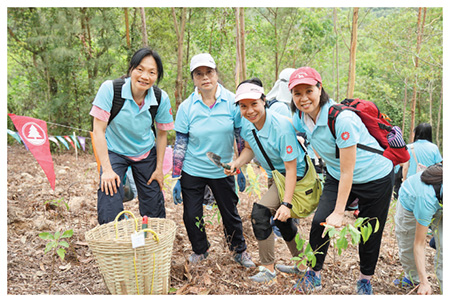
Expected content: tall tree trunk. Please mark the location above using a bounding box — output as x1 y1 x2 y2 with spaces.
436 85 442 148
409 7 426 143
239 7 246 82
124 8 131 49
172 7 187 109
402 78 408 134
333 8 339 101
140 7 148 47
428 80 433 126
234 7 241 88
347 7 358 99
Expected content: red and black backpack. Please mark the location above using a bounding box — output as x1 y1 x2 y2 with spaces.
327 98 410 166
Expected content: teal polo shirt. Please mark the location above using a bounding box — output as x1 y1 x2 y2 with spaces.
92 78 173 157
240 109 306 178
399 171 442 226
293 100 393 183
174 84 239 179
406 139 442 178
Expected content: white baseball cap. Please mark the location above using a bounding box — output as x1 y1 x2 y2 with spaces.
235 83 265 103
190 53 216 72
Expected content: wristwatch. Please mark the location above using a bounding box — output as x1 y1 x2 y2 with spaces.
281 202 292 209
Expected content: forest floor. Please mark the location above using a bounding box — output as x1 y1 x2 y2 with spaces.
6 144 442 295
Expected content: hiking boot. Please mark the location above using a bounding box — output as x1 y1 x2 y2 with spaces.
293 270 322 293
393 276 418 289
188 252 208 264
234 251 256 268
356 279 373 295
275 264 306 276
249 266 277 284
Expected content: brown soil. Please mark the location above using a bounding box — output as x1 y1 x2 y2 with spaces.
6 144 441 295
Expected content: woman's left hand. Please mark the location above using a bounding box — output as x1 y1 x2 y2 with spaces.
325 211 345 228
147 168 164 191
274 204 291 222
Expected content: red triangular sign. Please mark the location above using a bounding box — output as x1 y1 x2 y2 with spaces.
8 114 56 190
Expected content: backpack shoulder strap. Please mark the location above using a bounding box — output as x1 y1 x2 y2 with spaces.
108 78 126 125
251 129 275 171
149 85 162 135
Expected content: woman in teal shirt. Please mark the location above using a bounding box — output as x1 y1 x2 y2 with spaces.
395 164 443 294
225 78 306 284
289 67 394 295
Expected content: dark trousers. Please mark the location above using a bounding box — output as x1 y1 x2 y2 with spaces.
310 169 394 275
97 148 165 224
180 171 247 255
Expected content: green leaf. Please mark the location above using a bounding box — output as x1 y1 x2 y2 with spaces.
61 229 74 239
59 240 69 248
361 223 373 244
295 235 305 251
336 235 348 255
374 219 380 233
56 248 66 261
348 224 361 245
54 231 61 240
354 217 368 228
39 232 53 240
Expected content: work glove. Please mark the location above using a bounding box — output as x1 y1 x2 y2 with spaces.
172 179 183 205
237 172 246 192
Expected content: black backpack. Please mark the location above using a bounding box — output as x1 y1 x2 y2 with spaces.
107 78 162 136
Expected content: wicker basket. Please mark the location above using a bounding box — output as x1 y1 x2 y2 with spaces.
85 211 177 295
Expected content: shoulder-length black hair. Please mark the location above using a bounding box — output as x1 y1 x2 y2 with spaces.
290 82 330 113
413 123 433 143
126 47 164 85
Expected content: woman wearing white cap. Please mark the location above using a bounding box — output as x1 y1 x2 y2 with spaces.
224 77 307 284
171 53 254 268
289 67 394 294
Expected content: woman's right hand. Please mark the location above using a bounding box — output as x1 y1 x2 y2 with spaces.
101 168 121 196
417 282 432 295
224 162 238 176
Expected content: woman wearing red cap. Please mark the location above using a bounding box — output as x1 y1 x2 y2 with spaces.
289 67 394 295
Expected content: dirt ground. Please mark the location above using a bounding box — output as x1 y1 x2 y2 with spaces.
6 144 442 295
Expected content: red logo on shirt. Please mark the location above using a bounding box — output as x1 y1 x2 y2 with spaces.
169 108 173 115
341 131 350 141
286 145 293 154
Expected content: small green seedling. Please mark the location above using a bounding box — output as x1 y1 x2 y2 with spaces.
39 229 74 261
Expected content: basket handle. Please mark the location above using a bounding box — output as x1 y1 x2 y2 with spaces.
142 228 160 243
114 210 138 239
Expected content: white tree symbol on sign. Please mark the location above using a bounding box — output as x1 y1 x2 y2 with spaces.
22 122 46 146
28 125 42 140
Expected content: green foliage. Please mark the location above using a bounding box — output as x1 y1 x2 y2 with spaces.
7 7 443 151
44 197 69 211
293 217 379 267
39 229 74 261
195 204 222 232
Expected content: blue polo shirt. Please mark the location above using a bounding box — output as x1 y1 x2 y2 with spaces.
240 109 306 178
292 100 393 183
406 139 442 178
92 78 173 157
174 84 239 179
398 171 442 226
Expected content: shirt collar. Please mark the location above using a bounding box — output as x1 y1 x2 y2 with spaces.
301 99 334 130
122 77 158 107
193 84 222 104
253 109 272 138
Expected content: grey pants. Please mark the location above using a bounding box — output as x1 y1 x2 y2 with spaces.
257 182 301 265
394 201 443 290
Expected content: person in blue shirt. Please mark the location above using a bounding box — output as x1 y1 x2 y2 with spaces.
224 78 307 284
402 123 442 180
171 53 254 268
289 67 394 295
265 68 295 117
90 47 174 224
394 164 442 294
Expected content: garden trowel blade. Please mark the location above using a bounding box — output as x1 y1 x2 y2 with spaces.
206 151 225 168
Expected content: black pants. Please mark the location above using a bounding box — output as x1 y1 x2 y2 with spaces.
310 169 394 276
97 148 166 224
180 171 247 255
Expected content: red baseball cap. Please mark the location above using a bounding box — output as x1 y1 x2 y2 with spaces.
288 67 322 90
